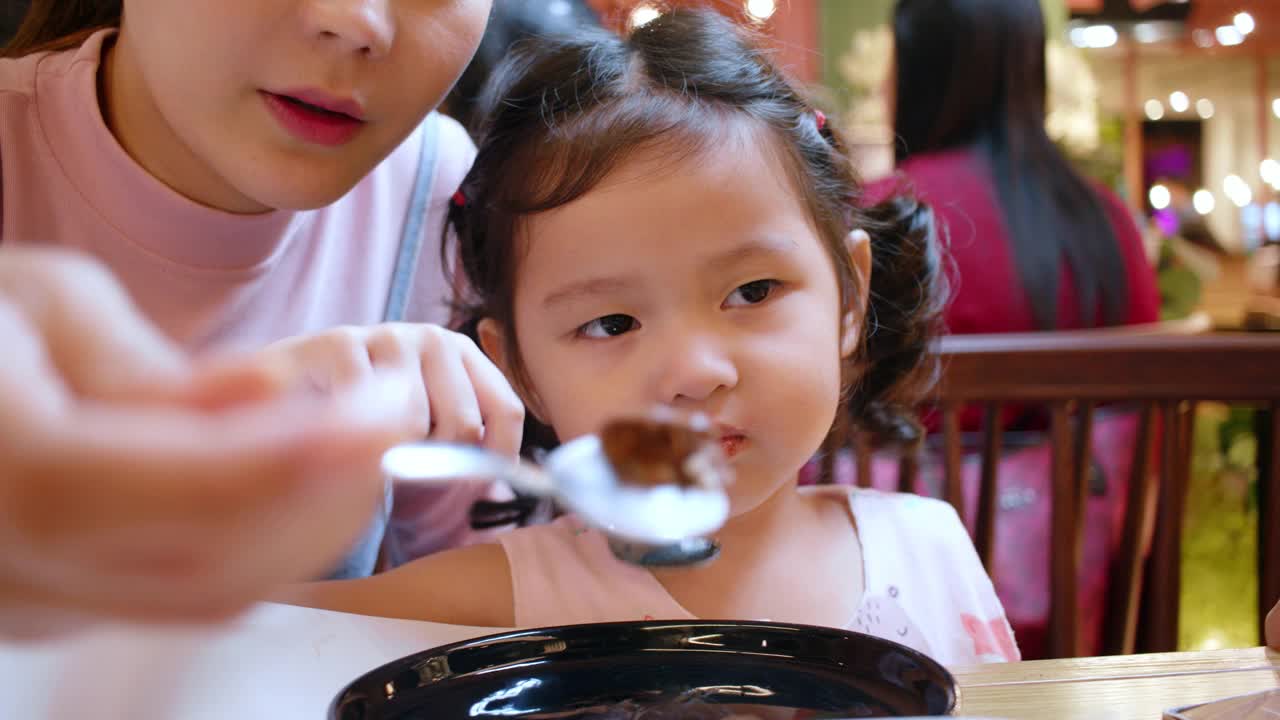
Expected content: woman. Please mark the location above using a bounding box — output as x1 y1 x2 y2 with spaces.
0 0 522 637
881 0 1160 659
889 0 1158 334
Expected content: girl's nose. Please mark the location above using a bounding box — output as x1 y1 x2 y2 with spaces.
301 0 395 60
657 332 739 406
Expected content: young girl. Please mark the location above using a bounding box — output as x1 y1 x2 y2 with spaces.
285 9 1018 666
0 0 523 587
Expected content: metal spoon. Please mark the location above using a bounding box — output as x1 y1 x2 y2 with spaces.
381 433 729 567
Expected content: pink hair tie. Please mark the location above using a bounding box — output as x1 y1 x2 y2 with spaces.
814 110 827 132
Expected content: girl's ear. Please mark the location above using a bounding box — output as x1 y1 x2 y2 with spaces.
478 318 548 421
840 229 873 359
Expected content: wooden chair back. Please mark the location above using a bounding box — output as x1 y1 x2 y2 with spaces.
826 327 1280 658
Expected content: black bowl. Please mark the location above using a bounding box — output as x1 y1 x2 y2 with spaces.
330 620 957 719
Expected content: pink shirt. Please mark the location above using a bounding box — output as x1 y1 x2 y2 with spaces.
498 487 1020 666
0 30 491 575
875 148 1159 334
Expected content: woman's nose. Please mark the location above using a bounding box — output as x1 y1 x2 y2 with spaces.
300 0 394 60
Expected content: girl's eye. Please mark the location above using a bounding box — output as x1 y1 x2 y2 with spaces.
578 314 638 339
725 279 780 307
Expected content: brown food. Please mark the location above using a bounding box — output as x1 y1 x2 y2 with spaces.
600 417 722 489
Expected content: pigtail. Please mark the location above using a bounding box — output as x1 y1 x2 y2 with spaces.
849 193 949 446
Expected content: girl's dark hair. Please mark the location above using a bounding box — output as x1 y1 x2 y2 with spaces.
893 0 1126 330
2 0 119 58
449 8 946 455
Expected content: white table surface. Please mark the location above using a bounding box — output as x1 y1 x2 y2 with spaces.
0 602 499 719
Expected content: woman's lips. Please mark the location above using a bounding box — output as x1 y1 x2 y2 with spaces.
260 90 365 147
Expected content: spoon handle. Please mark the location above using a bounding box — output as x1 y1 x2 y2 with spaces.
381 443 556 496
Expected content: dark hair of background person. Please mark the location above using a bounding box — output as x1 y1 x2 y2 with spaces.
443 0 602 134
1 0 119 58
893 0 1128 330
0 0 31 48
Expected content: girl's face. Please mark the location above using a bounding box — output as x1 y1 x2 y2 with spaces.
482 124 870 516
110 0 490 213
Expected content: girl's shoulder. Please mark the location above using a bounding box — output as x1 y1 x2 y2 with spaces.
849 486 964 522
805 485 967 535
497 516 686 628
841 488 1020 662
845 487 975 561
806 487 991 598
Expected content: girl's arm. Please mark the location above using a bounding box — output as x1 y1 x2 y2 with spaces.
276 542 516 628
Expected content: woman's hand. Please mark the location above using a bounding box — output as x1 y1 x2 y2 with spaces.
0 248 406 638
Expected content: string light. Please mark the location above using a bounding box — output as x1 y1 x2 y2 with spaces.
1262 159 1280 187
1215 26 1245 46
1193 190 1215 215
1234 12 1256 36
1145 99 1165 121
1224 175 1253 208
1196 98 1215 119
1149 184 1171 210
745 0 776 22
629 4 660 29
1069 24 1118 49
1169 92 1189 113
1133 23 1160 44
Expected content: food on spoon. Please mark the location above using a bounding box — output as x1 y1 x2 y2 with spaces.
600 415 729 490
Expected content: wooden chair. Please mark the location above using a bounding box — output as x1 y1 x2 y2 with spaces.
829 329 1280 658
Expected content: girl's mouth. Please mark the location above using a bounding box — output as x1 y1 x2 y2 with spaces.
720 435 746 458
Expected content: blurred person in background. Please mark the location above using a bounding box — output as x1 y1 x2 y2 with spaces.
887 0 1158 336
0 1 28 45
872 0 1161 660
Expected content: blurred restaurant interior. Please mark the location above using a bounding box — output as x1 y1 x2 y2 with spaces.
565 0 1280 327
560 0 1280 657
3 0 1277 670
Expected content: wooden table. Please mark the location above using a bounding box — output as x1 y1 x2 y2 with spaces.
2 604 1276 718
952 647 1280 719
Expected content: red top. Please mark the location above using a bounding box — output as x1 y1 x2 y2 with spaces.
873 148 1160 334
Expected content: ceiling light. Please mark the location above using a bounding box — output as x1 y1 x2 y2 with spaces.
1234 12 1256 36
1193 190 1215 215
629 4 661 29
1149 184 1171 210
745 0 776 22
1215 26 1245 46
